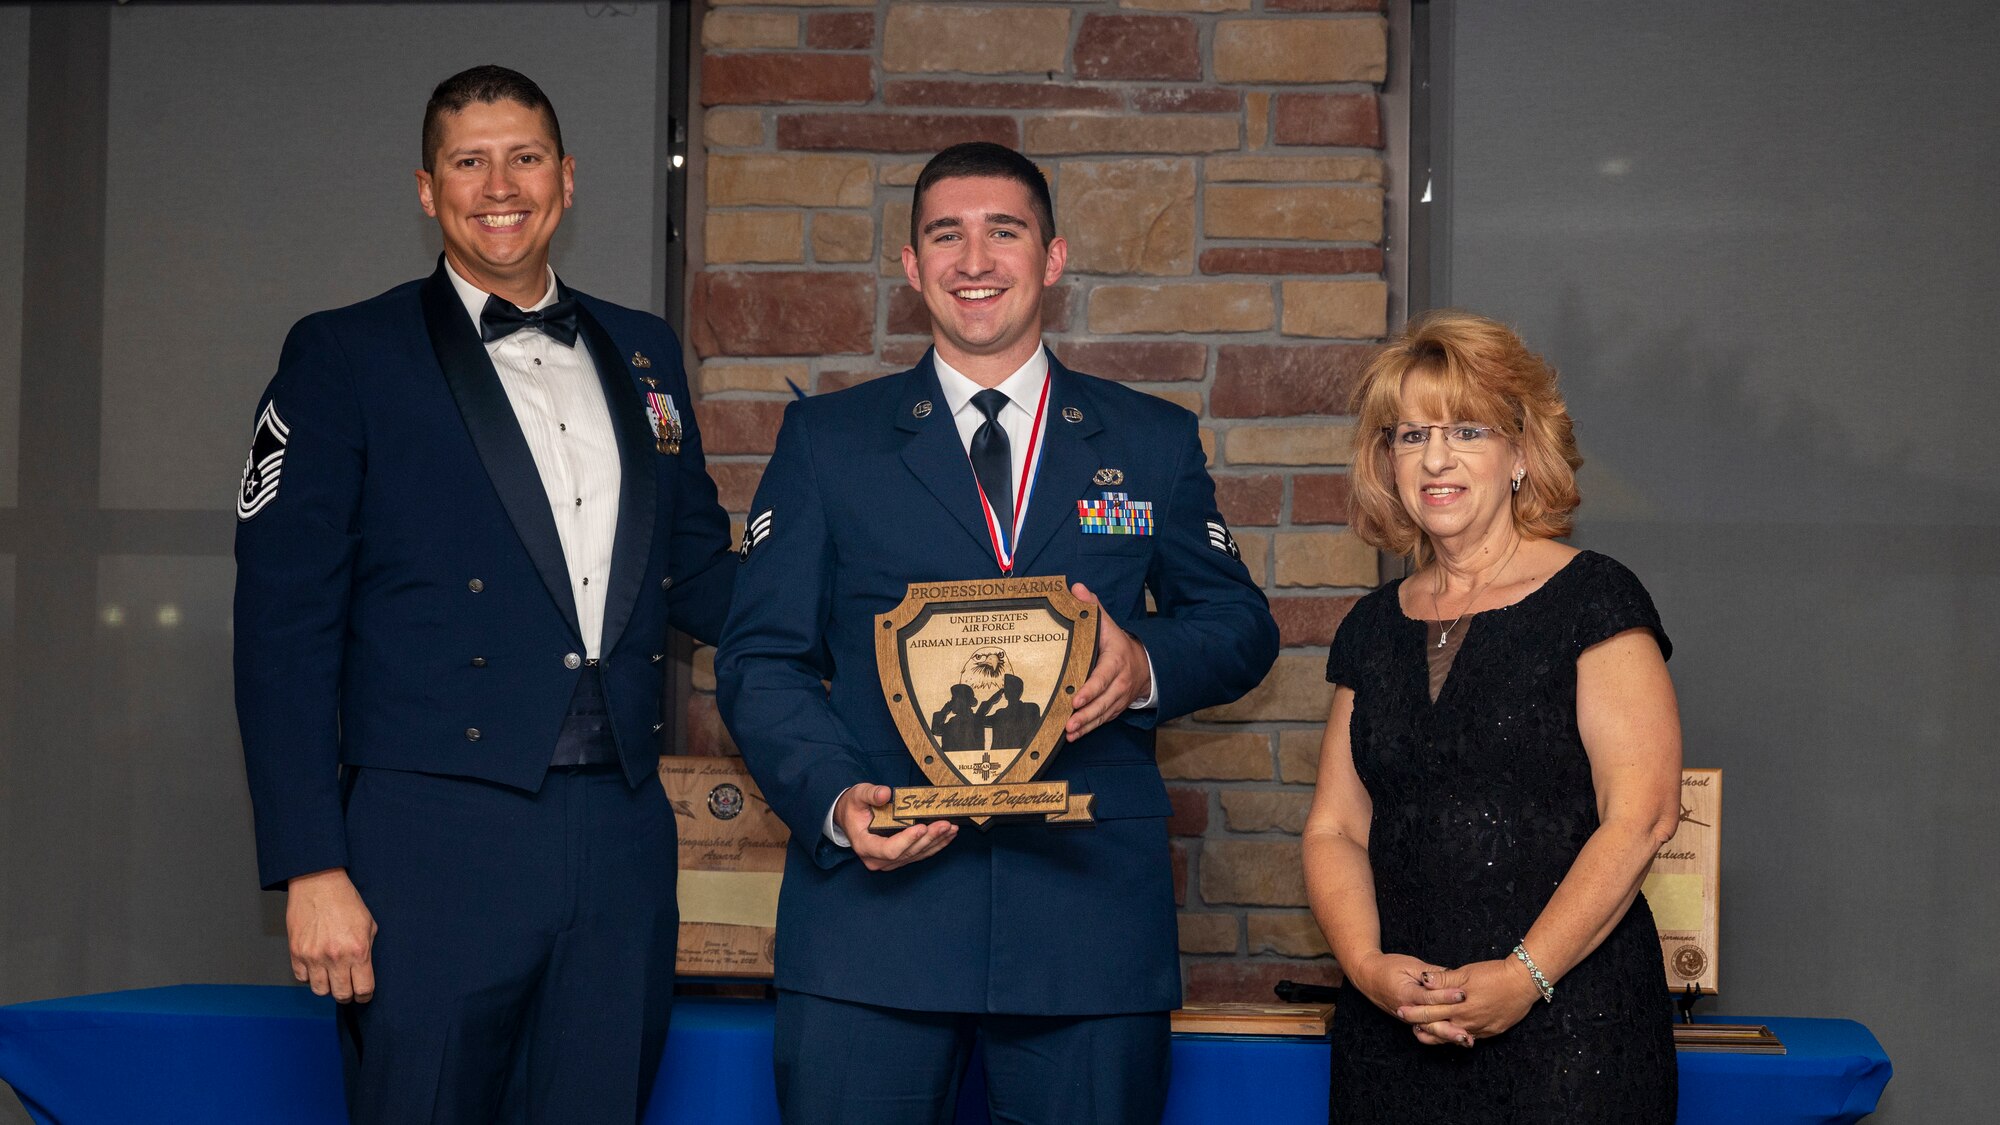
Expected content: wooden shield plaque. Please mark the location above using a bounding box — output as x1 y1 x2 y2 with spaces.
1643 768 1721 994
659 755 787 978
872 575 1098 829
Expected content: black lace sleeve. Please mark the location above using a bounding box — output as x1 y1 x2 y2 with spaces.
1572 553 1672 660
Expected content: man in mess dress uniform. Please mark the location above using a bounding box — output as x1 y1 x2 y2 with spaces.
233 66 734 1122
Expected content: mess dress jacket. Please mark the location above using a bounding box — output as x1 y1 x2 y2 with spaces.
235 260 735 890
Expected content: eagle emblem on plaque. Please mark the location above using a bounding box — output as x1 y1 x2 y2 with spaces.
873 575 1099 829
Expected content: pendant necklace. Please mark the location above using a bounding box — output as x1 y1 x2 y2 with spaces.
1432 535 1522 650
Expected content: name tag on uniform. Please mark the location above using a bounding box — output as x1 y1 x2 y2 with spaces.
1077 492 1154 535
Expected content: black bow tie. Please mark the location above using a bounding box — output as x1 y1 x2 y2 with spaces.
479 294 579 347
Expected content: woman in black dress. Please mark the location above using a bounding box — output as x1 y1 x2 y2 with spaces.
1303 312 1682 1123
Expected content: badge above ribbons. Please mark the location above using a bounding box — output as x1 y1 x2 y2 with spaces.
873 575 1098 829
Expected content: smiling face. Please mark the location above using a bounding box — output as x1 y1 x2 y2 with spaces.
415 98 573 306
1391 369 1527 550
901 174 1067 383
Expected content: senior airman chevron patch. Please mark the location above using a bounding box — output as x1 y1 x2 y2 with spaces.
1206 519 1240 560
740 508 772 559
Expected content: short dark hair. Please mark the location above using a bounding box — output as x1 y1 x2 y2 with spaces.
909 142 1055 247
421 65 564 175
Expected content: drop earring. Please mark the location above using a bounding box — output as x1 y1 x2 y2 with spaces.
1511 470 1523 493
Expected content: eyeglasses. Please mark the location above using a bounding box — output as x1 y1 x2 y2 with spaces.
1383 422 1500 455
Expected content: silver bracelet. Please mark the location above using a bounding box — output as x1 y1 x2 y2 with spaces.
1512 942 1555 1003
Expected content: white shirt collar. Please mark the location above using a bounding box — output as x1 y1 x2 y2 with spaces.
443 258 560 333
933 346 1051 420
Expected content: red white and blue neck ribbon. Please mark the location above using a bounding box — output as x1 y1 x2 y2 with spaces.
972 373 1050 574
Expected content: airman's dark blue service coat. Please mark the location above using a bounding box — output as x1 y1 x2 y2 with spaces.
717 351 1279 1018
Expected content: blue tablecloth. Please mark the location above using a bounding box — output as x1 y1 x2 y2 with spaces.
1677 1016 1893 1125
0 986 1888 1124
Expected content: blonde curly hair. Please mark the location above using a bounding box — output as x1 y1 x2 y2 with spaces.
1348 310 1583 566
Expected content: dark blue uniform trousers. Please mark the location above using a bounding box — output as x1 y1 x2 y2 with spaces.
773 991 1170 1125
338 764 678 1123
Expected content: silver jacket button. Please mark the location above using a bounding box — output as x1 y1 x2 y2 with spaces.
467 578 484 593
660 576 674 591
465 728 481 741
563 652 582 669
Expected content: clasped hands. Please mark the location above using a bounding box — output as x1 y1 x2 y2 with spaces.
1352 951 1544 1048
838 583 1148 874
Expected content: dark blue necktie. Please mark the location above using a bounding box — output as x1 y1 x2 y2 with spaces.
970 389 1014 545
479 293 580 347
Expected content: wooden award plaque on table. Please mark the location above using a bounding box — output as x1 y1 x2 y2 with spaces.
1171 1004 1335 1037
658 756 787 978
1642 768 1721 994
871 575 1098 830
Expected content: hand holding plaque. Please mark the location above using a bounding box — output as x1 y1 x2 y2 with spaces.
837 784 957 870
1061 583 1152 741
873 575 1099 831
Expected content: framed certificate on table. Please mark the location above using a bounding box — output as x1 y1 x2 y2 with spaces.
659 756 787 978
1643 768 1721 993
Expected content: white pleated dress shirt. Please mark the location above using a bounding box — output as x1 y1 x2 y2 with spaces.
446 261 620 660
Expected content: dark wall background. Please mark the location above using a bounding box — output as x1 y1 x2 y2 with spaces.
1428 2 1999 1120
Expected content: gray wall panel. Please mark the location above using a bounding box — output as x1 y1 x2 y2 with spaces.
0 9 26 508
84 555 286 991
0 550 17 1125
1437 3 1999 1120
99 2 662 510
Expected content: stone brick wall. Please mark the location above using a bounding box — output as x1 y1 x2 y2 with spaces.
684 0 1389 1003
